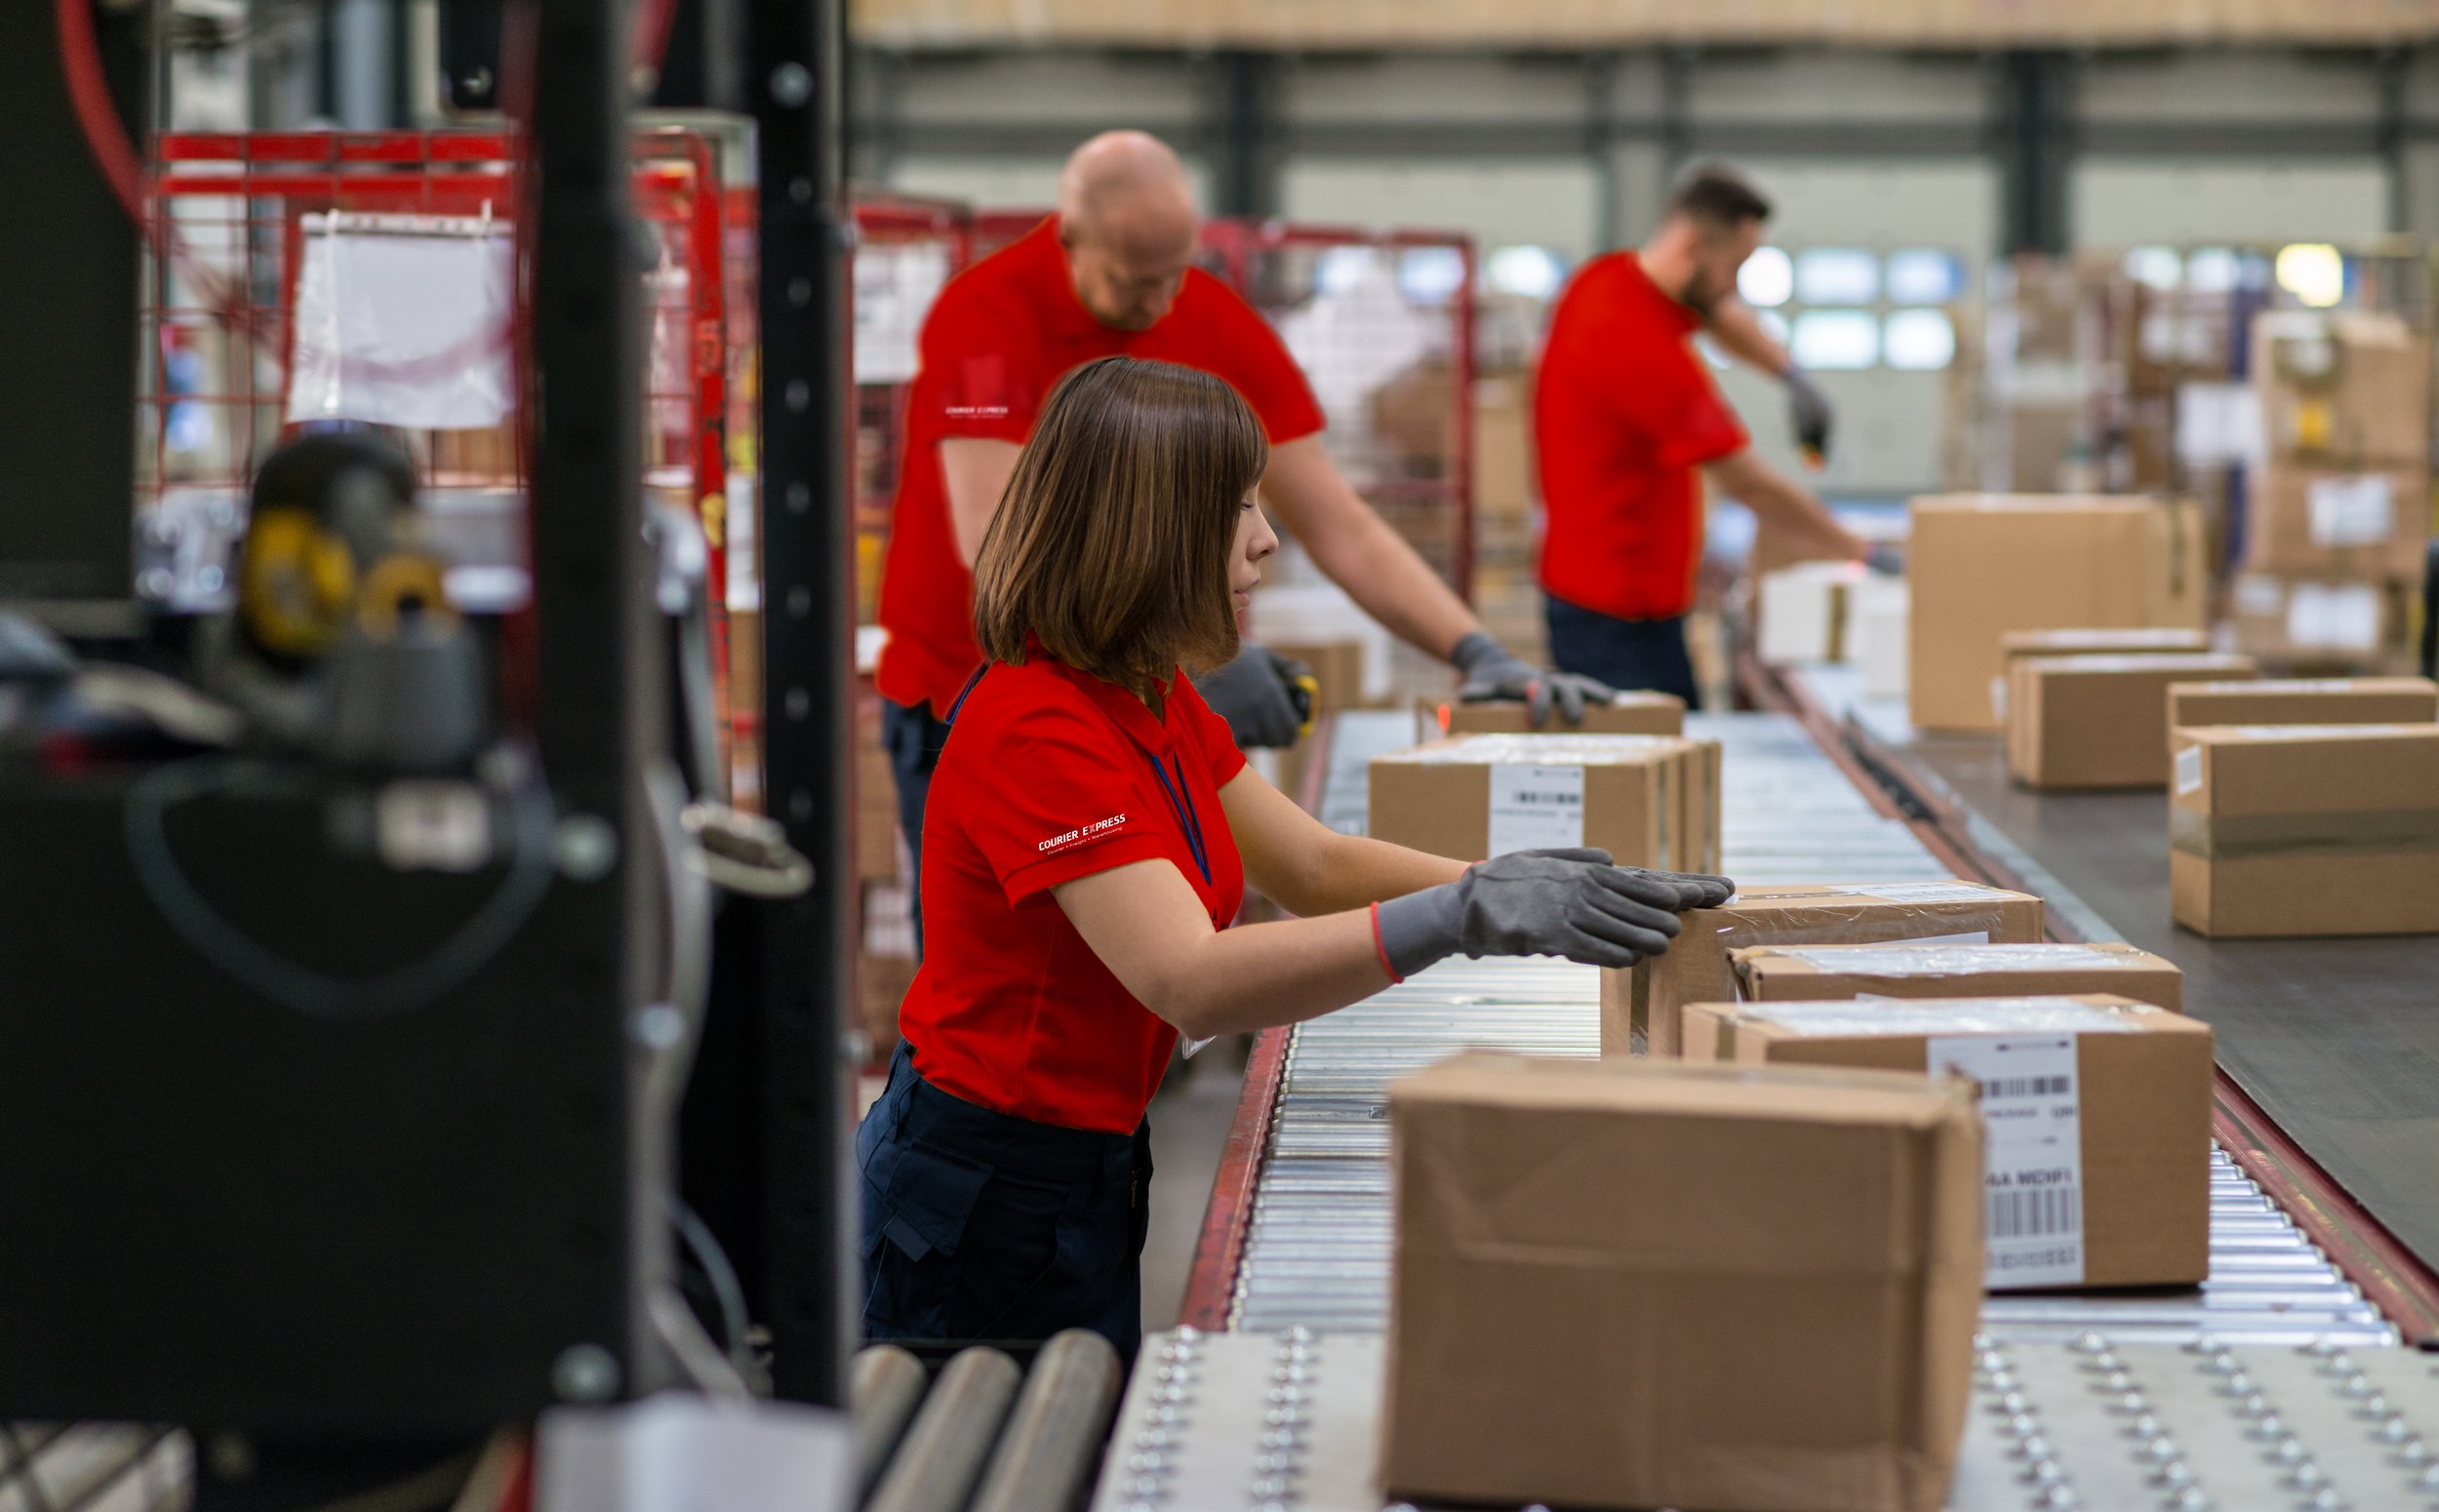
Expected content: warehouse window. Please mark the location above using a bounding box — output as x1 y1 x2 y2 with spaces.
1790 309 1879 370
2184 247 2242 295
1484 244 1565 299
2126 246 2182 291
1398 246 1467 306
1738 245 1794 308
1885 248 1964 305
1794 248 1878 305
1883 309 1956 371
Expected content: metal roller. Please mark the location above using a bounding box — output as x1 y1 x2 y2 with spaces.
861 1346 1021 1512
851 1344 931 1503
967 1331 1123 1512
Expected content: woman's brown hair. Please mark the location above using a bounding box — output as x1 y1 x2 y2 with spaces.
973 356 1267 697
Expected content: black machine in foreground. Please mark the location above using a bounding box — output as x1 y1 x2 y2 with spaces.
0 0 861 1502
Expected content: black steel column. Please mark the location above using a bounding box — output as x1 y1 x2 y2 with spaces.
1999 51 2072 256
525 0 662 1389
1213 50 1276 219
746 0 856 1409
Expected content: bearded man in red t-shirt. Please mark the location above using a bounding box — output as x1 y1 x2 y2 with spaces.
1536 163 1889 707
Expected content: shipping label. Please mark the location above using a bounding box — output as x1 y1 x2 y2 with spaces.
1486 764 1585 856
2176 746 2204 796
1929 1033 2085 1289
1849 882 2003 904
2307 474 2395 547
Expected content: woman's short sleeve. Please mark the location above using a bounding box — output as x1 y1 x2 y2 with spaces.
955 705 1175 906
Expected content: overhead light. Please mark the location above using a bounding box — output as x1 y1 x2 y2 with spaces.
2274 243 2344 308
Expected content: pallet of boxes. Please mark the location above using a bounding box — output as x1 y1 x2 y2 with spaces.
2233 311 2431 674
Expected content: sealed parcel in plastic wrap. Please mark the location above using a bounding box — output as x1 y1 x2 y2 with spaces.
1605 881 2044 1057
1682 995 2213 1290
1382 1054 1981 1512
1368 733 1718 872
1731 940 2183 1015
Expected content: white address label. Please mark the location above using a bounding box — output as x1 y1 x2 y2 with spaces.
1486 763 1585 856
2175 745 2203 796
1929 1033 2085 1289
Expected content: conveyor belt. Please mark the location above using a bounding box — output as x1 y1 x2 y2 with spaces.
1088 1328 2439 1512
1214 710 2392 1346
1786 661 2439 1337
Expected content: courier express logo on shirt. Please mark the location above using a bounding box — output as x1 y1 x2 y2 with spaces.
1038 814 1129 854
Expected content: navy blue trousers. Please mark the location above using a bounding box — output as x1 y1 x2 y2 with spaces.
857 1044 1154 1363
1543 593 1701 709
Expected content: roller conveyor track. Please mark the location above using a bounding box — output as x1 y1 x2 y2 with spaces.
1219 711 2394 1347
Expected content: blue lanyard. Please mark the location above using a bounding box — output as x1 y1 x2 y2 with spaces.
1147 750 1213 887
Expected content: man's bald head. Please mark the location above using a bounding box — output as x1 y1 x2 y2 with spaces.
1058 132 1199 331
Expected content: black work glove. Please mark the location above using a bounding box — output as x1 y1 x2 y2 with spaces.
1450 631 1616 729
1785 367 1833 463
1194 645 1312 749
1864 542 1904 577
1375 847 1695 976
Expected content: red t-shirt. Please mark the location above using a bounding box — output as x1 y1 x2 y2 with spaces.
1535 253 1749 620
875 218 1328 716
898 650 1249 1134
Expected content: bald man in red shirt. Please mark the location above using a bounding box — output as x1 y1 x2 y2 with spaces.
877 132 1605 943
1536 165 1882 706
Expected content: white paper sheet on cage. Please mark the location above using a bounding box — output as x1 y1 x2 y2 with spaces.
286 214 515 430
852 242 951 385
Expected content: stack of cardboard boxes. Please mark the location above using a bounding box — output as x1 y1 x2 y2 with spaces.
1906 496 2208 733
2237 311 2433 672
1369 733 1723 875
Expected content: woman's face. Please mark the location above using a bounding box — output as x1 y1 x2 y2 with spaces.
1230 488 1278 617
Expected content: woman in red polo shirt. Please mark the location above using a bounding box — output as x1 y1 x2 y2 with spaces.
857 356 1732 1360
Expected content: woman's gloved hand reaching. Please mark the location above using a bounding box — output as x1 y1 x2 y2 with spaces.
1374 848 1735 977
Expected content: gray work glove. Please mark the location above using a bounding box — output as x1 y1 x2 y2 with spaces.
1375 848 1703 977
1635 867 1738 910
1195 645 1312 749
1864 542 1904 577
1785 366 1833 462
1451 631 1616 729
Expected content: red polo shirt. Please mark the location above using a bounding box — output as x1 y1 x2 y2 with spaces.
875 217 1327 717
899 649 1248 1134
1535 252 1748 621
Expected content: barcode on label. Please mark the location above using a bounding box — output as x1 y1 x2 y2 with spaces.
1980 1074 2071 1099
1988 1185 2082 1240
1509 791 1581 805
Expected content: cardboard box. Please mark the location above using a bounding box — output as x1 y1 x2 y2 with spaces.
2171 724 2439 937
2168 677 2439 750
1732 941 2184 1015
1606 881 2046 1057
1264 638 1368 806
1369 735 1682 870
1681 995 2214 1291
1382 1054 1981 1512
1424 690 1685 738
1756 560 1864 664
856 684 902 883
2229 573 2416 671
2254 310 2431 467
1907 496 2208 732
2243 463 2431 581
1991 626 2213 723
2007 654 2257 790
